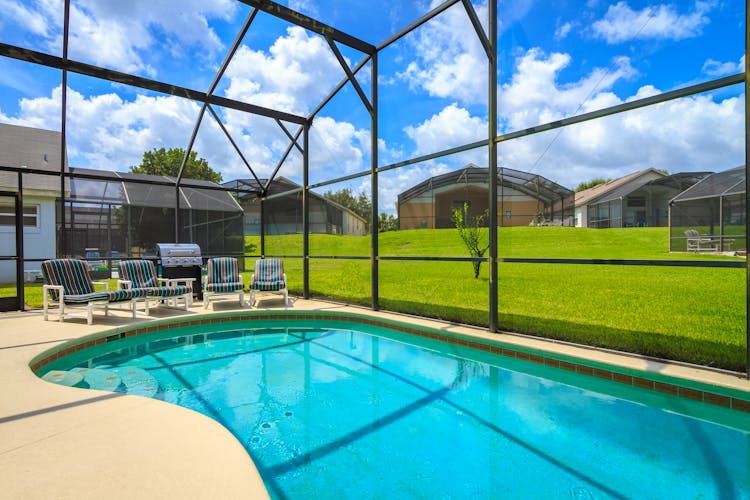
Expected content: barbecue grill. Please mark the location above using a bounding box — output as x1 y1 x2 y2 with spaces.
155 243 203 300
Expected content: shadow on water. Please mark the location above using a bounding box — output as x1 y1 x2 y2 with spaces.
269 332 629 499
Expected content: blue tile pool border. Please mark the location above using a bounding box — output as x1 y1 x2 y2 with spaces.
29 310 750 414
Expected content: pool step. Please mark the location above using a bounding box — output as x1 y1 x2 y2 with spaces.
108 366 159 398
71 367 121 392
41 370 84 387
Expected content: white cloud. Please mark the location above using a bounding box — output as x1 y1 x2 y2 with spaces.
555 22 573 40
398 47 743 191
0 0 236 75
404 103 486 156
397 1 489 106
224 26 349 115
591 1 712 43
702 56 745 77
500 49 637 131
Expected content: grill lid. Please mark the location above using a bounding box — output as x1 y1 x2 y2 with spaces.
155 243 202 266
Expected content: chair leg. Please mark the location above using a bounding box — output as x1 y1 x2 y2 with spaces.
283 289 288 307
87 303 94 325
131 299 137 319
59 299 64 322
239 291 246 307
183 293 189 311
248 290 255 307
43 293 48 321
203 293 209 309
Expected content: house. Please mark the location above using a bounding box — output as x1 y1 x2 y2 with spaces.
0 123 67 283
225 177 368 236
574 169 708 228
397 164 574 229
669 166 745 252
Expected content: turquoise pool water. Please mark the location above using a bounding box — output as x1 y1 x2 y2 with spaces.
41 321 749 499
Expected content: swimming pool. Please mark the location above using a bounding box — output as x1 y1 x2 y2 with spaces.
36 315 750 499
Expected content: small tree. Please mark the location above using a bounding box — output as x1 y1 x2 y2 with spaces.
452 203 489 279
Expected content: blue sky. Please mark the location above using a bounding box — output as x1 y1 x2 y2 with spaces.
0 0 745 213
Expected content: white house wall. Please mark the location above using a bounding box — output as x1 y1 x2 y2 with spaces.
0 196 56 283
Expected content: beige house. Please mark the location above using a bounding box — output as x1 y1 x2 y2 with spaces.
397 164 574 229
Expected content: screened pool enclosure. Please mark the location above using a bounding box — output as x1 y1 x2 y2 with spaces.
0 0 747 375
670 166 746 253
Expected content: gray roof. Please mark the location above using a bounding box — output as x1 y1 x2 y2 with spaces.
69 168 242 212
671 166 745 203
0 123 69 193
397 164 573 205
575 168 666 207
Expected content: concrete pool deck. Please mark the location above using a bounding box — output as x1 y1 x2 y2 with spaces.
1 297 749 499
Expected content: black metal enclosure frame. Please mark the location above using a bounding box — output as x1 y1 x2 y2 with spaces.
0 0 748 376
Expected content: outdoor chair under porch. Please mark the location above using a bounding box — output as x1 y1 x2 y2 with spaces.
118 259 193 314
203 257 245 309
42 258 147 325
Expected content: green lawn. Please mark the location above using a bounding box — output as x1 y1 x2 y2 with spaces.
4 227 747 371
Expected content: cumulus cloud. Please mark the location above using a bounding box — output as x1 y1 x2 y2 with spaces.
702 56 745 77
398 46 743 192
591 1 712 43
224 26 351 115
397 0 488 106
499 49 637 131
404 103 486 156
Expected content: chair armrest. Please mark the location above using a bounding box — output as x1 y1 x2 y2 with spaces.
118 279 133 289
43 284 64 295
92 281 109 291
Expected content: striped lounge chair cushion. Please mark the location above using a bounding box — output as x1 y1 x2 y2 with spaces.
142 285 191 297
251 259 286 291
42 259 96 300
119 260 159 288
105 288 148 302
206 258 242 293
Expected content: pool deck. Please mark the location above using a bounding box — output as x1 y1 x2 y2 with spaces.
1 297 749 499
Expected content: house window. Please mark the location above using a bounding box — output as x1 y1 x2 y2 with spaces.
0 204 39 227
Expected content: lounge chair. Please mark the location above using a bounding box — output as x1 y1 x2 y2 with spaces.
248 258 288 307
42 258 147 325
685 229 719 252
118 259 193 313
203 257 245 309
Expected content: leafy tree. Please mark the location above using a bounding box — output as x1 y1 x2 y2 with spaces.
130 147 222 183
452 203 489 279
323 188 372 222
575 177 612 192
378 213 398 232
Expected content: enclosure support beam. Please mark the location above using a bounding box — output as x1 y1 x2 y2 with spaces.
238 0 376 55
303 123 310 299
0 43 307 125
371 52 379 311
207 104 263 187
326 38 373 114
744 2 749 380
461 0 491 59
488 0 498 333
59 0 70 258
264 126 305 192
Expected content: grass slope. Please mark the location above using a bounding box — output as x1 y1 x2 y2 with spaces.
5 228 745 370
250 227 746 371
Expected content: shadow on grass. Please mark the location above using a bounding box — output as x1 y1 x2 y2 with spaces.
377 299 745 373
